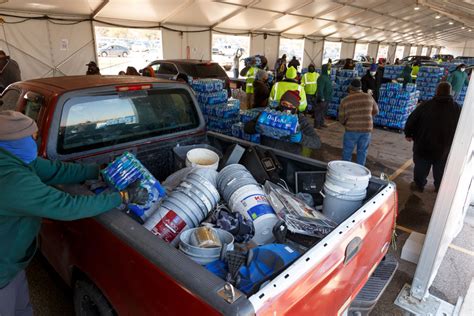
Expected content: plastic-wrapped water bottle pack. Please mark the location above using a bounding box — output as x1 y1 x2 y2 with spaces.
256 108 299 140
355 63 365 77
326 69 358 118
383 65 405 80
416 67 444 101
456 85 468 106
231 122 261 143
102 152 166 220
374 83 419 130
196 90 228 105
203 99 240 119
240 109 261 123
191 79 225 93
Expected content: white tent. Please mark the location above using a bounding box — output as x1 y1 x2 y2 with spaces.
0 0 473 79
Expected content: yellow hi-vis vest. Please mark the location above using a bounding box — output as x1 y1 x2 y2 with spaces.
269 81 308 112
246 66 258 94
301 72 319 95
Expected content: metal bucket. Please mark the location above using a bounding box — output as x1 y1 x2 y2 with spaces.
179 228 234 265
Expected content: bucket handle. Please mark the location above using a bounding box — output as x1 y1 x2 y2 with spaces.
319 190 326 198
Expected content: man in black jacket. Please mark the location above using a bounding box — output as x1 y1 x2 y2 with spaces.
404 82 461 193
0 51 21 92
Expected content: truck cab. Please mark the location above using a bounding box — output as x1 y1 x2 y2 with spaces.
1 76 398 315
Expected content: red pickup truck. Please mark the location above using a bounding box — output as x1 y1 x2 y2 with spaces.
1 76 398 316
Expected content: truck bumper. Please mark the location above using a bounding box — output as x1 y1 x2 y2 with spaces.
348 254 399 315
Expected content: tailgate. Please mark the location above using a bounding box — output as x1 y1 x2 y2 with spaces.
249 183 397 315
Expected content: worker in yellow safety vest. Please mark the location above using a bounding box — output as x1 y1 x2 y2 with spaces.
411 61 421 80
269 66 307 112
245 58 258 94
244 58 258 108
301 64 319 114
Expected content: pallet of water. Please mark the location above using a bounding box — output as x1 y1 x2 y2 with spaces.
374 83 419 130
327 69 358 118
415 67 444 101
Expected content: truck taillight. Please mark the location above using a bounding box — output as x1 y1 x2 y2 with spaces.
115 84 152 92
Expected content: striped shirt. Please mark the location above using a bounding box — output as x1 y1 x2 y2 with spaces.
339 92 379 133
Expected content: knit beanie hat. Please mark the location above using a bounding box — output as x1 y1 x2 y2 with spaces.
0 110 38 140
285 66 297 80
349 79 362 91
279 90 300 109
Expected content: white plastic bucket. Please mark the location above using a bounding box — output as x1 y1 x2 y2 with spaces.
185 148 219 170
229 184 278 245
144 206 192 246
322 160 371 224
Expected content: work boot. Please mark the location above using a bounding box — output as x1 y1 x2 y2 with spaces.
410 182 424 193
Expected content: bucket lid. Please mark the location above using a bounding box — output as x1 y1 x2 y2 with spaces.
179 181 214 213
173 187 208 218
186 173 220 205
217 164 248 188
327 161 371 182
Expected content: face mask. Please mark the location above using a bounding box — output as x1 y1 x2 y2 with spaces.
370 72 376 76
460 68 465 72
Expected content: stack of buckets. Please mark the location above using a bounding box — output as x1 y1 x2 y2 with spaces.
144 169 220 246
217 164 278 245
322 161 371 224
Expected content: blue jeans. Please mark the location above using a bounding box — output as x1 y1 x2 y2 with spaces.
342 131 371 166
233 68 239 79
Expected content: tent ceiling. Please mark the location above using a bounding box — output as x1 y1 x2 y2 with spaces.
0 0 472 46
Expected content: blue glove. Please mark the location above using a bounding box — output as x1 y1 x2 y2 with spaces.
290 131 302 143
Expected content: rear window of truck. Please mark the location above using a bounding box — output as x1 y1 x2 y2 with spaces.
57 88 199 154
179 63 227 78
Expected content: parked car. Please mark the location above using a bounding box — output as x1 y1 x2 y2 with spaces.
1 75 398 316
400 55 437 66
332 57 371 68
99 45 129 57
433 54 454 62
454 56 474 65
212 47 223 55
147 59 231 93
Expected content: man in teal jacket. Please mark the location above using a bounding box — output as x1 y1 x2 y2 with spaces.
0 111 148 315
448 64 469 101
314 63 334 128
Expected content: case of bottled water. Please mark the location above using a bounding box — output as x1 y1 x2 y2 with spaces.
191 79 225 93
102 152 166 220
383 65 405 80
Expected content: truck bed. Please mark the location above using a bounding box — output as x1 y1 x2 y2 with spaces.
63 131 396 315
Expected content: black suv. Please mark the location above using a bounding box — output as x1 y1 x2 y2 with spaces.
146 59 230 92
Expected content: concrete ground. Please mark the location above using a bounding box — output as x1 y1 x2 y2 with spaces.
25 119 473 315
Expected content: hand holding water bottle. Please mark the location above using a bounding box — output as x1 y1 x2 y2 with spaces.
119 181 149 205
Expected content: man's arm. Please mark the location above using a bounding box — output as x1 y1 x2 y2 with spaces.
0 171 122 220
404 104 423 139
31 158 99 185
338 101 346 124
372 98 379 116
